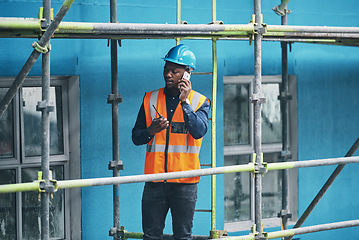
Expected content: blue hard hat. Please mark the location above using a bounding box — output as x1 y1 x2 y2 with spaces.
163 44 196 70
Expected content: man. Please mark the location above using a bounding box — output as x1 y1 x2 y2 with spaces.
132 44 210 240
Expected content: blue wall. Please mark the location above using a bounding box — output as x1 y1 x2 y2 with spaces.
288 1 359 239
1 0 359 239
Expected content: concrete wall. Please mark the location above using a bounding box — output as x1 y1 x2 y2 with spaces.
1 0 359 239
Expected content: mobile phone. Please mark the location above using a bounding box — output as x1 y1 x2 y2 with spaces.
182 71 191 81
152 105 164 118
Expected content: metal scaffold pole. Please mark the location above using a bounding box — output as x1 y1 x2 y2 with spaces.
2 18 359 45
1 156 359 194
40 0 52 239
253 0 264 237
266 219 359 239
211 0 218 233
176 0 181 45
211 38 218 233
108 0 123 239
277 0 292 234
213 219 359 240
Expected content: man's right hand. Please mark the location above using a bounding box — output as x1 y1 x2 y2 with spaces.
147 117 169 136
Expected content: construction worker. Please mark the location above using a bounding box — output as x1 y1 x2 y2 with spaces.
132 44 210 240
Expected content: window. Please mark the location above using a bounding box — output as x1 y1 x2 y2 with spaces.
223 75 298 231
0 76 80 240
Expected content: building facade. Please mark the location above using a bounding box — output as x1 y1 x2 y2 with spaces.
0 0 359 239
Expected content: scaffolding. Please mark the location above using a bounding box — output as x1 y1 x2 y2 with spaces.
0 0 359 239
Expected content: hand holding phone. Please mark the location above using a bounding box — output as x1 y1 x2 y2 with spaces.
179 71 191 91
178 71 192 102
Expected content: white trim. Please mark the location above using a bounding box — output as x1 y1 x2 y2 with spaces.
224 218 297 232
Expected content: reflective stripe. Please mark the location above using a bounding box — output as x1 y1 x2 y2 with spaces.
149 89 160 120
148 89 161 145
147 144 200 154
147 144 166 153
169 145 200 154
190 92 202 110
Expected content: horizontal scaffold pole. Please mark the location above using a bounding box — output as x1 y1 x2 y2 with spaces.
266 219 359 239
266 24 359 33
1 17 359 44
0 156 358 194
119 230 209 240
266 155 359 171
0 164 255 193
210 219 359 240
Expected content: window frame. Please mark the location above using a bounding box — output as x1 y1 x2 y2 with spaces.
20 77 70 164
0 83 21 165
223 75 298 232
0 75 80 240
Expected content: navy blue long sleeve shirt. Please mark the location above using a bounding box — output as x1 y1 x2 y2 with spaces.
132 88 210 146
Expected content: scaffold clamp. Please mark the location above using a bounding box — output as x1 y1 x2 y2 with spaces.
255 235 267 240
39 179 58 193
278 209 292 219
250 14 267 34
250 94 266 104
38 7 54 21
249 14 267 45
254 23 267 35
208 20 224 25
107 94 123 104
281 150 292 162
272 5 292 16
278 91 292 101
253 162 268 174
111 226 144 240
109 227 120 238
107 39 122 47
109 226 131 239
250 224 259 239
37 171 58 202
32 41 51 54
38 7 54 30
108 160 124 171
36 100 55 112
210 229 228 239
251 224 267 240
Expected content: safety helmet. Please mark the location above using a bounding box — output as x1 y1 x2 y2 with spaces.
163 44 196 70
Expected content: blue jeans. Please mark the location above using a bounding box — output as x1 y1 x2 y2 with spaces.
142 182 198 240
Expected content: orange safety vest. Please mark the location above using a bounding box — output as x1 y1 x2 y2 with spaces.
143 87 209 183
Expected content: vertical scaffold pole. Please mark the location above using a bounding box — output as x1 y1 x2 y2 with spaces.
253 0 263 237
108 0 122 239
40 1 51 239
176 0 181 45
280 8 291 235
211 0 217 232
